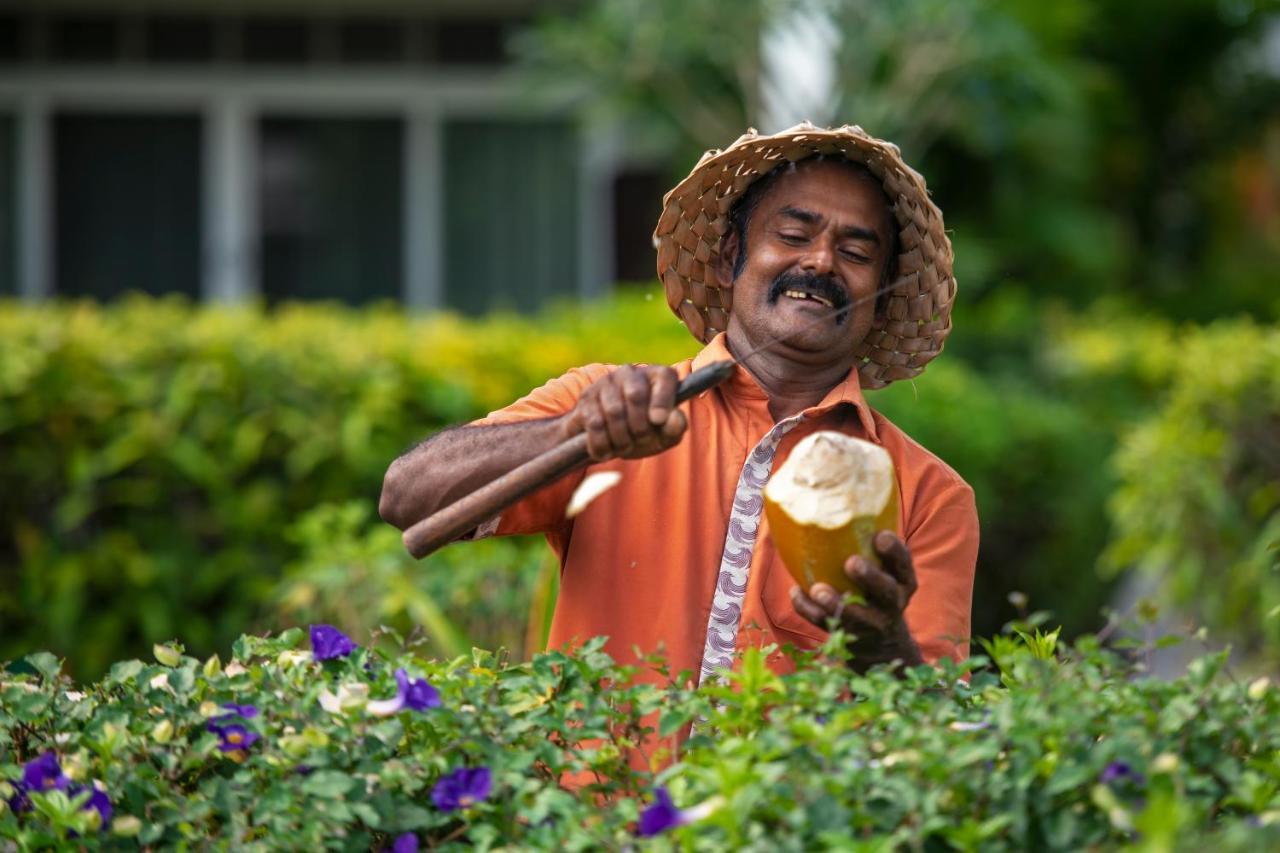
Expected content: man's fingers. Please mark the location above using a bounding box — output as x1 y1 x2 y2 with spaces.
874 531 917 595
836 600 892 636
659 408 687 445
648 368 678 426
791 584 892 635
596 381 632 453
789 585 829 626
583 399 613 460
618 366 653 437
844 556 903 612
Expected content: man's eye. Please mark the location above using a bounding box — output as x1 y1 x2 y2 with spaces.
840 249 871 263
778 232 807 244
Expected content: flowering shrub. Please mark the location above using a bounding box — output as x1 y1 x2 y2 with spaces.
3 625 1279 850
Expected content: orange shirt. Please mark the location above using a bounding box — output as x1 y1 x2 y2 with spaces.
474 333 978 683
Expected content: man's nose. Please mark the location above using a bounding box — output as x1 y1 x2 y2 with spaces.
799 237 835 275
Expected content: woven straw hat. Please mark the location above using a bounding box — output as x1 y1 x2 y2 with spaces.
652 121 956 389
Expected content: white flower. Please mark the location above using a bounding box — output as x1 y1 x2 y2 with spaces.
948 720 992 732
318 682 369 715
277 650 313 668
680 795 725 823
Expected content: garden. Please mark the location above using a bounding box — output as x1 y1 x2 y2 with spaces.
3 0 1280 848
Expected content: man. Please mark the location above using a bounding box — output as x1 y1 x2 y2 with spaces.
380 123 978 686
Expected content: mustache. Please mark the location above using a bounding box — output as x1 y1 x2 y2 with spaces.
766 271 852 325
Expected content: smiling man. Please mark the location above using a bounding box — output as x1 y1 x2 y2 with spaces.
380 123 978 686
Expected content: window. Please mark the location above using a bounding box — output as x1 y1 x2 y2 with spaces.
435 18 510 65
612 169 667 283
338 17 402 63
442 118 579 314
50 15 119 63
53 113 202 299
0 114 14 295
0 15 20 64
144 16 216 63
243 17 308 65
258 117 403 304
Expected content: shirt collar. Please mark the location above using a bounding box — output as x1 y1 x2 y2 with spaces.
691 332 880 441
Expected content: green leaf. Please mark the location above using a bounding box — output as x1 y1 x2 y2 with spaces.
659 709 694 738
106 659 144 685
24 652 61 680
300 770 356 799
153 644 183 667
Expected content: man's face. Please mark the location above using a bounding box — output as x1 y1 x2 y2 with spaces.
719 160 893 364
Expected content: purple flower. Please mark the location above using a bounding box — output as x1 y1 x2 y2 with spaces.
1100 761 1145 786
398 670 442 711
392 832 419 852
368 669 441 717
636 786 724 837
207 703 259 733
22 752 69 793
431 767 492 811
7 755 111 829
213 723 261 760
6 787 30 814
207 703 261 756
638 787 684 836
75 785 112 827
311 624 357 661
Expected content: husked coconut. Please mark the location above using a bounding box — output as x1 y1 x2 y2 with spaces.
764 431 899 593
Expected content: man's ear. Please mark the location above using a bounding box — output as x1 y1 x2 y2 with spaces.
714 228 741 289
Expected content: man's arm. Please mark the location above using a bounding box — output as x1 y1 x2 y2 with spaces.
378 364 687 533
378 419 568 531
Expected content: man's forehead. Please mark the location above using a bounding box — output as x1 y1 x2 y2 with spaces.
755 159 891 225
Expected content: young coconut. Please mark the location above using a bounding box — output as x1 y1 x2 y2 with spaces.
764 431 899 595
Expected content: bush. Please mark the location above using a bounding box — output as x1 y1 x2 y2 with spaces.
872 358 1117 639
0 294 694 677
273 501 558 662
2 626 1278 850
0 291 1186 672
1102 319 1280 664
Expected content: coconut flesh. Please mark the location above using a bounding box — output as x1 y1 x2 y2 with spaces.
765 432 893 529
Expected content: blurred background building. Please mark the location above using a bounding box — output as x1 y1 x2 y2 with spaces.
0 0 676 313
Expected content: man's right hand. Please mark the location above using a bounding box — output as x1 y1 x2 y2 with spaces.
560 364 688 460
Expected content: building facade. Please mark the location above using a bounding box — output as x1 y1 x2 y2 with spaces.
0 0 664 312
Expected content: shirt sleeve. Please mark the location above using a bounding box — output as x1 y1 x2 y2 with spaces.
901 475 980 666
467 363 613 542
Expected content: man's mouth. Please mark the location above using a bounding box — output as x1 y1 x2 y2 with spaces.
766 271 851 324
782 289 834 308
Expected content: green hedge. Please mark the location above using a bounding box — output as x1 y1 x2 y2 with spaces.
1100 318 1280 663
0 295 696 677
0 292 1176 674
2 625 1278 849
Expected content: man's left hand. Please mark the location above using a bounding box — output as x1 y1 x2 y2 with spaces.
789 531 924 671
